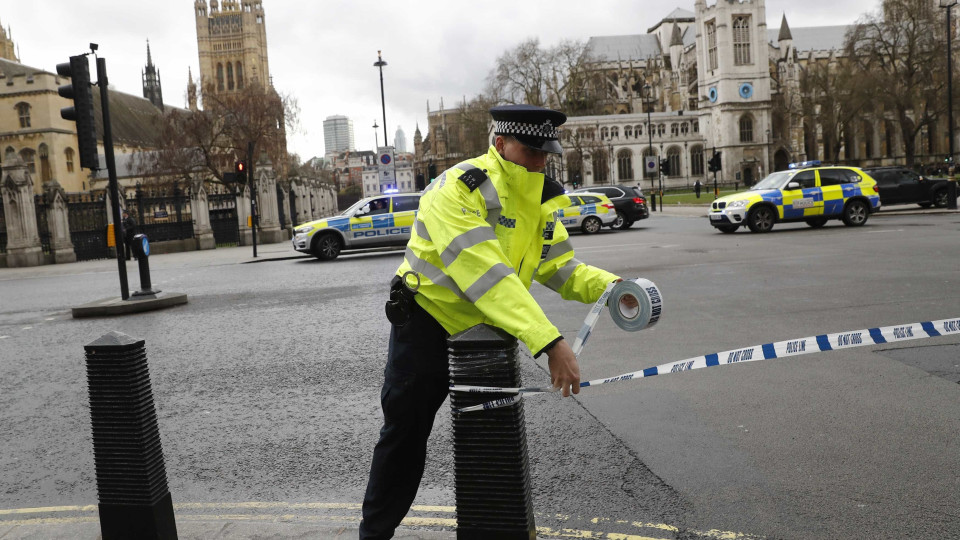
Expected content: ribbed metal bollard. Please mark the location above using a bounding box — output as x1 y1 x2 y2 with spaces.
448 324 536 540
84 331 178 540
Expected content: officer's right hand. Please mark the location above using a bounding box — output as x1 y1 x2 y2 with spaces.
546 339 580 397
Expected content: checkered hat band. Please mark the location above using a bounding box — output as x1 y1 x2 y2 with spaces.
495 120 558 139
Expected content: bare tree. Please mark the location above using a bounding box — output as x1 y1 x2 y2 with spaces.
799 54 869 163
485 38 603 115
138 81 298 184
846 0 945 165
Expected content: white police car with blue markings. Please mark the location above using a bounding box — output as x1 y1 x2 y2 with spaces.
559 192 617 234
292 193 421 260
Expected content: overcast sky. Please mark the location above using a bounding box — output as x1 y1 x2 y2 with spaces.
4 1 878 160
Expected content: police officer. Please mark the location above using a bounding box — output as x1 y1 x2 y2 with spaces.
360 105 630 539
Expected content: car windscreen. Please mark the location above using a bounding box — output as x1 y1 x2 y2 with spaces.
341 199 369 216
751 171 794 190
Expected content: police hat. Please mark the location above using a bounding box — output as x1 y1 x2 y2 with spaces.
490 104 566 154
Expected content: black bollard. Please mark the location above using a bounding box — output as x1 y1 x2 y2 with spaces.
131 234 161 298
948 180 958 210
448 324 536 540
84 331 178 540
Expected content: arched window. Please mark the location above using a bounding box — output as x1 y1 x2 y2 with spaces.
690 145 704 176
617 149 634 180
600 127 609 140
38 143 51 183
635 124 643 137
625 125 633 138
592 150 609 184
862 120 874 158
666 146 681 178
670 123 679 137
733 16 752 65
692 121 699 133
657 124 665 137
15 102 31 128
19 148 36 174
227 63 235 90
4 146 15 162
739 115 754 143
567 151 584 187
216 63 225 91
236 62 244 89
680 123 689 135
611 126 619 139
65 148 75 173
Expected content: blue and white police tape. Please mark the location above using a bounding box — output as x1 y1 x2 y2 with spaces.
450 277 663 412
450 316 960 414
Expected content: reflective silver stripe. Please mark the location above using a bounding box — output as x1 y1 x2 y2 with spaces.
477 179 501 228
464 262 513 302
415 218 431 241
544 257 583 292
440 226 497 267
542 238 573 265
404 247 468 301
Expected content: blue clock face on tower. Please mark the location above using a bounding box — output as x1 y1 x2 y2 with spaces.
739 82 754 99
708 87 718 103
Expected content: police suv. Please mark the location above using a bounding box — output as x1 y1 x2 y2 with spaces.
292 193 420 260
559 192 618 234
707 161 881 233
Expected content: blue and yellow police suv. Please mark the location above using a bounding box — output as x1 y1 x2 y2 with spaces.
707 162 881 233
292 193 421 260
559 192 618 234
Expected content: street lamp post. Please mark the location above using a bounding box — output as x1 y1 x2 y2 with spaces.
941 0 958 209
373 51 389 149
643 84 656 211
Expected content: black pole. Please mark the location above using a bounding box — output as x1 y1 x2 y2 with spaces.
947 4 958 209
97 57 129 300
375 51 388 147
248 141 257 257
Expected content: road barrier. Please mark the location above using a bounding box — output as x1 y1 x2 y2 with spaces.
84 331 178 539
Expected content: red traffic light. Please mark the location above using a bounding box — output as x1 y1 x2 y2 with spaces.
236 161 245 172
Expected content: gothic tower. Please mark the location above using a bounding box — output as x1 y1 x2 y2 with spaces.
194 0 270 94
695 0 772 184
187 67 198 111
142 41 164 110
0 18 19 62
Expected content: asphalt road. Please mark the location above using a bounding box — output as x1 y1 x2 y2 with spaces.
1 208 958 539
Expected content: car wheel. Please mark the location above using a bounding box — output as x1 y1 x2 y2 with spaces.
746 205 776 233
581 216 603 234
932 189 949 208
716 225 739 234
312 233 342 260
805 217 828 228
842 200 869 227
611 211 626 229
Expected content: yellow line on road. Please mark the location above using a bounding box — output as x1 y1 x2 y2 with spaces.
0 502 756 539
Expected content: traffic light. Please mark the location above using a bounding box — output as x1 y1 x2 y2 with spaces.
708 151 722 173
659 158 670 176
235 160 247 184
56 55 99 170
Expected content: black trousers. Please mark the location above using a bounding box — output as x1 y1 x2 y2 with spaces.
359 300 450 540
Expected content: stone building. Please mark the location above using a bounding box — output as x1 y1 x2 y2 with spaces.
194 0 270 93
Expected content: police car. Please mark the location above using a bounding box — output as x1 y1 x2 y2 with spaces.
292 193 420 260
707 161 881 233
559 192 618 234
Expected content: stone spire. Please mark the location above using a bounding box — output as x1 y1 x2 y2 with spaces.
778 14 793 42
187 67 198 111
142 40 164 110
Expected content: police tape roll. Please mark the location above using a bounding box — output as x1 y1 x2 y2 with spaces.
571 278 662 357
450 316 960 414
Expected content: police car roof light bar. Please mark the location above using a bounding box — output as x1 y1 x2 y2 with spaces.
788 160 822 169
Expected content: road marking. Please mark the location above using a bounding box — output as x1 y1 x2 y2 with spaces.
0 336 9 339
20 327 31 331
0 502 760 539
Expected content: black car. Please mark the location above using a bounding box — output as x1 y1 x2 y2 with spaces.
571 184 649 229
862 166 954 208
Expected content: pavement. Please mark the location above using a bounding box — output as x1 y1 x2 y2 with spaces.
2 203 957 540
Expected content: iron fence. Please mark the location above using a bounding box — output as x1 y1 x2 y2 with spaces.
277 185 286 230
34 194 50 254
0 198 6 254
126 185 193 244
209 193 239 247
288 190 298 228
66 193 110 261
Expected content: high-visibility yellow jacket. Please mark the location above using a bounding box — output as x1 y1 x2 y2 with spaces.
398 146 619 356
